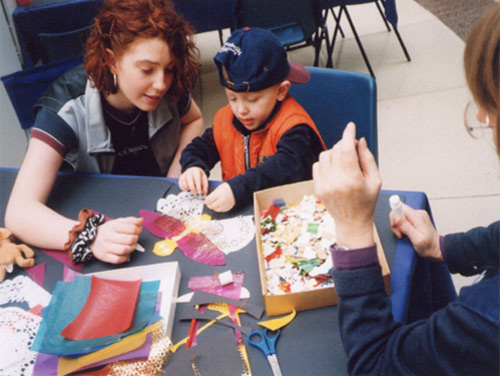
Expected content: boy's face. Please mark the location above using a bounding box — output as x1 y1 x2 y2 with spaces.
224 81 290 131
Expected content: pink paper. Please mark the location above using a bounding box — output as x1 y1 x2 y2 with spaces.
177 232 225 265
61 276 141 340
140 209 173 238
63 265 82 282
26 262 46 287
41 249 84 272
154 215 186 237
29 304 44 317
188 274 244 300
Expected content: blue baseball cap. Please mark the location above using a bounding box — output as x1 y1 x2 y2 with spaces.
214 27 310 92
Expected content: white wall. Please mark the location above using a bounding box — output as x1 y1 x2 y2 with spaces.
0 2 27 168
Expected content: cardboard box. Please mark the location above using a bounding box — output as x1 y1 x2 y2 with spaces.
254 180 391 316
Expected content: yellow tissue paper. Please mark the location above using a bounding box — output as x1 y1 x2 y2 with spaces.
258 309 296 331
57 321 163 376
153 239 177 256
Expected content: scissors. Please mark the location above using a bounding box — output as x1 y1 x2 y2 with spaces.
248 328 283 376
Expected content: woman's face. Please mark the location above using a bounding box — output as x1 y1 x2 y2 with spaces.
108 37 175 112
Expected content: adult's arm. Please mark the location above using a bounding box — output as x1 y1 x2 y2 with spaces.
5 139 142 264
391 205 499 274
333 257 498 375
166 98 204 178
5 139 76 249
444 221 500 275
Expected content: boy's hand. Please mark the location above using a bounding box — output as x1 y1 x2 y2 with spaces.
179 167 209 195
390 205 443 262
204 183 235 212
90 217 144 264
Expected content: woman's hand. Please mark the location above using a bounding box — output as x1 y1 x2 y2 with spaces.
179 167 209 195
90 217 144 264
313 122 382 249
204 183 235 212
390 205 443 261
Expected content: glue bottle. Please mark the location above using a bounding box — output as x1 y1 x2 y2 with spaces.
389 195 405 221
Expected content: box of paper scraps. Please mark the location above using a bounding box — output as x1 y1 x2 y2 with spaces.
253 180 391 316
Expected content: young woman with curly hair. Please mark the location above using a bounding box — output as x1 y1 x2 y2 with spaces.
5 0 203 264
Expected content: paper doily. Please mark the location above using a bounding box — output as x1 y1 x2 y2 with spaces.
157 192 204 222
0 307 41 376
0 275 51 308
187 215 255 255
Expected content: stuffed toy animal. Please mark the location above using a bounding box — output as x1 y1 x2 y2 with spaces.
0 228 35 282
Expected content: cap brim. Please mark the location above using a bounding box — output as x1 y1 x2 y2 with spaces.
286 62 310 84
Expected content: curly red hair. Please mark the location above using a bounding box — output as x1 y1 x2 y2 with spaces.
84 0 201 98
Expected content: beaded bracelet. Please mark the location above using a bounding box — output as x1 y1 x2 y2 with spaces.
64 209 105 264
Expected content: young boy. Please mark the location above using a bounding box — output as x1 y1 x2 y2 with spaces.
179 27 326 212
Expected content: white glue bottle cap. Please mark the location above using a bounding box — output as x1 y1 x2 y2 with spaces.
389 195 405 221
218 270 234 286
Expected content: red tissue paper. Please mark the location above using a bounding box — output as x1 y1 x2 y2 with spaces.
60 276 141 340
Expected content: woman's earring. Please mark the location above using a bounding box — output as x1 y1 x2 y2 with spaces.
113 74 117 89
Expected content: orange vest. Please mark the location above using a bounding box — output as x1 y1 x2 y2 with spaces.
213 96 326 180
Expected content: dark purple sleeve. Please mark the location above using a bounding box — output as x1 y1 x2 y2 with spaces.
331 244 379 271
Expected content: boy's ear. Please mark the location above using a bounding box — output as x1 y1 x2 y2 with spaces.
276 80 291 101
105 48 117 75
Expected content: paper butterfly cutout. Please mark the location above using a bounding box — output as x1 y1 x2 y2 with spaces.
140 210 225 266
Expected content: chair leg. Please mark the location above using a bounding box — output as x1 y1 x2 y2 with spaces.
313 32 320 67
375 1 391 32
393 26 411 61
328 6 344 67
343 6 376 78
328 8 345 38
218 29 224 46
313 24 331 68
379 0 411 61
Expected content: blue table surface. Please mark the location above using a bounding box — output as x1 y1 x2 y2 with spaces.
0 168 456 375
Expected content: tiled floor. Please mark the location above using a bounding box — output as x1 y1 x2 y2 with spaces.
1 0 498 290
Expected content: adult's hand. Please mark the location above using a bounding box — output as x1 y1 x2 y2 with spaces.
390 205 443 261
91 217 144 264
313 122 382 249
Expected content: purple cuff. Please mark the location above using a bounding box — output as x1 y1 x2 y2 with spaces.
439 235 446 262
331 244 379 271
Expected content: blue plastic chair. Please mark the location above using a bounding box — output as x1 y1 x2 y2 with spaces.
288 66 378 162
234 0 331 67
1 55 84 137
37 26 90 64
169 0 234 45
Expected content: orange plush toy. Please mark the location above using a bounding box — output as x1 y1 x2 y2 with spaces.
0 228 35 282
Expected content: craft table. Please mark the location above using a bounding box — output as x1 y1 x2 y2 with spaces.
0 168 456 375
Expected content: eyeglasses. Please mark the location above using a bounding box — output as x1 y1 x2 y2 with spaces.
464 100 491 138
